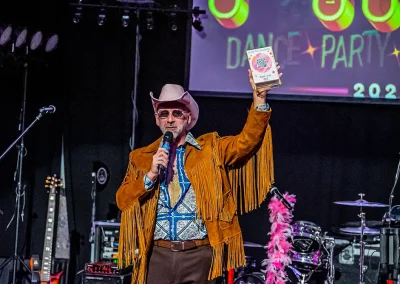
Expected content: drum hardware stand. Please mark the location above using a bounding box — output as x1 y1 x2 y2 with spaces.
322 235 336 284
288 265 318 284
358 193 367 284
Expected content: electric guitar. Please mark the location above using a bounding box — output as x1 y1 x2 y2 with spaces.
39 175 63 284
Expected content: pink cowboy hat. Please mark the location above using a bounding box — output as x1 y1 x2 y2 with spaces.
150 84 199 130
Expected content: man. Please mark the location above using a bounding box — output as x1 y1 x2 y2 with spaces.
116 66 282 284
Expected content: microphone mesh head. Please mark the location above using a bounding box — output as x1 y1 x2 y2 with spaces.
163 131 173 143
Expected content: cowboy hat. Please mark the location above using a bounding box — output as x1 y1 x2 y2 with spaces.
150 84 199 130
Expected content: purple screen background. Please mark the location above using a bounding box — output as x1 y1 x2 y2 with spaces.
188 0 400 102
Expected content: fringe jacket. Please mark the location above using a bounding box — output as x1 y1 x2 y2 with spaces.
116 105 275 284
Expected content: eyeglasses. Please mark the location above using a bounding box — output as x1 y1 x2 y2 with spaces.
156 109 187 119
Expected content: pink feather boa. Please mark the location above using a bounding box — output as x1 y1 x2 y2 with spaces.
265 192 296 284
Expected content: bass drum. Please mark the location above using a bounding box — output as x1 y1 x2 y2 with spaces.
233 272 265 284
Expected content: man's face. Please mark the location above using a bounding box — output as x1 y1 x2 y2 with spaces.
155 102 192 141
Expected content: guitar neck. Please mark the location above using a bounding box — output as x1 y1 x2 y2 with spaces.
41 191 57 282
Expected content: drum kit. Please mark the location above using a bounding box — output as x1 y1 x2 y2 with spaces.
232 193 390 284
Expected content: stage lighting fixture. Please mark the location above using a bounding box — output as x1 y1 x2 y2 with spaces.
169 12 178 32
192 6 200 16
45 34 59 52
192 18 203 32
0 24 12 46
191 6 203 32
97 8 107 26
30 31 43 51
146 12 154 30
14 28 28 48
73 6 83 24
121 9 130 28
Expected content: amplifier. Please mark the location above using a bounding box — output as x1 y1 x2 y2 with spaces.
90 221 120 263
81 272 131 284
84 262 132 275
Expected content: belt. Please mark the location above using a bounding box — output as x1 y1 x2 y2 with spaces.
153 238 210 251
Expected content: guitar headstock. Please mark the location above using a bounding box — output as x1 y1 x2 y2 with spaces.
45 174 63 193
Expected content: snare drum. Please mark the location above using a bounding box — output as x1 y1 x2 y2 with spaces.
291 221 324 270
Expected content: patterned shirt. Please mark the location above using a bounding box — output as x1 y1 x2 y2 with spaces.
144 133 208 241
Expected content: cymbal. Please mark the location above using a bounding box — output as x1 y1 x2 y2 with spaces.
334 199 388 207
339 226 380 235
243 241 264 248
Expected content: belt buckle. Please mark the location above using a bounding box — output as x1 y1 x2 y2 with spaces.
171 241 184 252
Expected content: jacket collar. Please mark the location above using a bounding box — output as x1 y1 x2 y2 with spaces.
141 132 203 153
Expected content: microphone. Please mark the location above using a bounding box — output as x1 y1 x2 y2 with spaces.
270 186 293 210
39 105 56 114
158 131 173 177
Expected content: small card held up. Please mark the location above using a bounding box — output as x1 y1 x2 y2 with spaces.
246 47 282 89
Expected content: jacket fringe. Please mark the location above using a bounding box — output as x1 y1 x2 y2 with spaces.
229 124 274 214
209 233 246 279
118 191 159 284
189 144 223 222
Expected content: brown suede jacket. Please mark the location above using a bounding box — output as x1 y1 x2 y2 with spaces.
116 105 274 283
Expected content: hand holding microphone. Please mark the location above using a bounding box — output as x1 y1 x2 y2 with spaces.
148 131 173 181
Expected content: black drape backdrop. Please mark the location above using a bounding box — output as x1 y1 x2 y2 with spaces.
1 0 400 282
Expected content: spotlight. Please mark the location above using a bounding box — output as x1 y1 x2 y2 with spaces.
98 8 107 26
14 28 28 48
169 12 178 32
0 24 12 46
73 6 83 24
192 18 203 32
45 34 59 52
146 12 154 31
121 9 130 28
30 31 43 51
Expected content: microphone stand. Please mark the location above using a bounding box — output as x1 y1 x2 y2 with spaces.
0 44 54 282
0 108 50 284
89 172 97 262
378 154 400 284
0 46 31 284
0 111 46 161
387 155 400 228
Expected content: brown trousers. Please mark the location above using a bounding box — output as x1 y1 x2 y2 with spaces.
146 244 217 284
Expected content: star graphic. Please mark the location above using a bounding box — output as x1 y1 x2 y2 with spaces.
302 37 319 60
390 45 400 65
